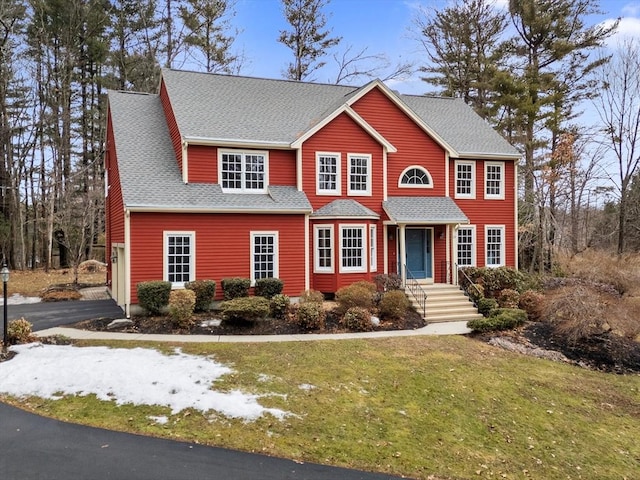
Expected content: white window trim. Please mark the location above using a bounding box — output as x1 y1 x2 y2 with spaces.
485 225 505 267
316 152 341 195
484 161 505 200
313 224 334 273
370 224 377 272
250 231 279 284
456 225 476 267
398 165 434 189
454 160 475 199
339 224 367 273
218 149 269 194
163 231 196 288
347 153 372 196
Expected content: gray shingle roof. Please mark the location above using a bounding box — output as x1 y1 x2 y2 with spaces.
383 197 469 224
311 199 380 219
108 90 311 213
161 69 518 157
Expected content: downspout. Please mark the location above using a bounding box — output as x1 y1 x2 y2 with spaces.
399 224 406 285
182 140 188 184
124 209 131 317
304 213 310 291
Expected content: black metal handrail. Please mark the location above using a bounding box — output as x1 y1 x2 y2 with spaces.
456 264 482 304
403 264 427 318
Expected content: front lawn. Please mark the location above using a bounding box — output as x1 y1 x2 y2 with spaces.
3 336 639 480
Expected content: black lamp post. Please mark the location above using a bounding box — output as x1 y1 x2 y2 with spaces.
1 262 9 354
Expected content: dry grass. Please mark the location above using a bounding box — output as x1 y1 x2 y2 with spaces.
555 249 640 296
6 268 106 297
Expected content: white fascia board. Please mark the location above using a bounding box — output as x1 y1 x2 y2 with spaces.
183 136 291 150
290 104 396 153
310 214 380 221
127 206 312 214
456 152 521 160
344 79 459 157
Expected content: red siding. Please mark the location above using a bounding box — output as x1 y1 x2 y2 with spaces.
105 109 125 285
449 159 517 267
129 213 306 303
159 80 182 171
302 112 385 213
352 88 447 197
269 149 297 186
188 145 216 183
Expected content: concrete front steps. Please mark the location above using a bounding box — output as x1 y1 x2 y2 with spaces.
406 283 483 323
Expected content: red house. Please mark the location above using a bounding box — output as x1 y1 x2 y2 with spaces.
105 69 519 316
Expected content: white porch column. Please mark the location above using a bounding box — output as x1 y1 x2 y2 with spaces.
398 223 406 285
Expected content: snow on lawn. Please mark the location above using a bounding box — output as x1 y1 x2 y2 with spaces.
0 343 290 421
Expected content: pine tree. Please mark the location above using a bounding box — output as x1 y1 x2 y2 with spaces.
278 0 341 81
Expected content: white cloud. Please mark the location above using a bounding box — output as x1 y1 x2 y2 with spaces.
622 2 640 17
0 344 290 421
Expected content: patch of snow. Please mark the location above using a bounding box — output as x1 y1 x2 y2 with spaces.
107 319 133 329
0 293 41 305
200 319 221 327
298 383 316 391
370 316 380 326
0 343 290 421
148 415 169 425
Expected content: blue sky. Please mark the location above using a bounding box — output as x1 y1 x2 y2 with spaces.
224 0 640 95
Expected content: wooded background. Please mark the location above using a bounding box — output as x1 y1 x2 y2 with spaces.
0 0 638 275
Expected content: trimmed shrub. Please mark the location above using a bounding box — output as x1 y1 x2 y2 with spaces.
254 277 284 299
299 289 324 304
459 266 533 298
497 288 520 309
379 290 410 321
342 306 373 332
374 273 402 292
477 297 498 317
137 281 171 315
467 283 484 304
518 290 544 321
270 293 290 319
221 277 251 300
293 301 326 330
185 280 216 312
168 289 196 329
467 308 527 332
335 281 376 315
221 296 270 322
6 317 35 345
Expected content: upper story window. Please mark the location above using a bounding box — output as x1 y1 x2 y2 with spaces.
399 166 433 189
484 161 504 199
317 153 341 195
455 161 475 198
219 150 268 193
348 154 372 196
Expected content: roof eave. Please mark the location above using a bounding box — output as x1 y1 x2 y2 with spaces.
126 205 312 214
183 136 292 150
456 151 521 160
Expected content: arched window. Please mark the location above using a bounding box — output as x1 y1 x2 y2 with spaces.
399 166 433 188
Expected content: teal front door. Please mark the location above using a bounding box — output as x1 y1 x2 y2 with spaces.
406 229 432 279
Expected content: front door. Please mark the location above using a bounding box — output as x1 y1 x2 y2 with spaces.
405 228 432 279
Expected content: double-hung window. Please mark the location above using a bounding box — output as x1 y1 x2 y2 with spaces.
340 225 366 272
314 225 334 273
484 161 504 199
251 232 278 281
485 226 505 267
457 226 475 267
165 232 195 286
455 161 475 198
317 153 340 195
369 225 377 272
220 150 267 193
348 154 371 196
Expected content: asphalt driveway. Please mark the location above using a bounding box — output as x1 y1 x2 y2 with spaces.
8 299 124 331
0 403 404 480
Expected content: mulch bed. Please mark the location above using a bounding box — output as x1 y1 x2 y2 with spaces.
474 321 640 375
71 308 426 336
